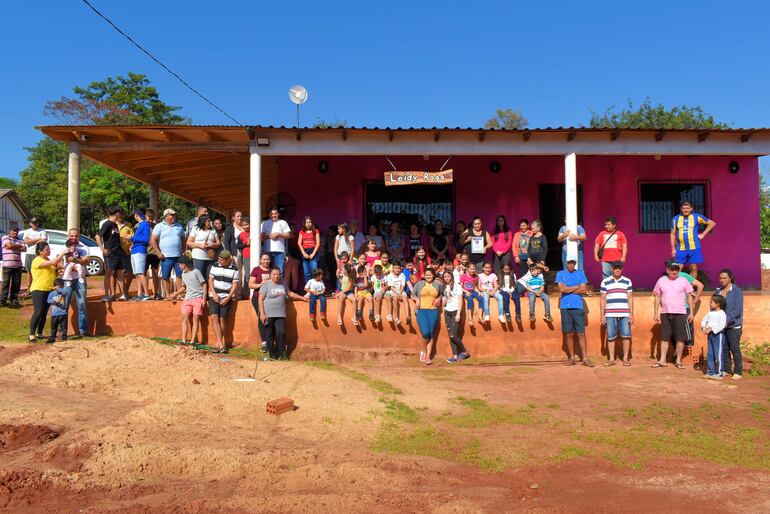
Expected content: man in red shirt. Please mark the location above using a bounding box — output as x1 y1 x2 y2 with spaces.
593 217 627 278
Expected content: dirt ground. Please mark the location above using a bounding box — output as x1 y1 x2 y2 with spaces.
1 336 769 513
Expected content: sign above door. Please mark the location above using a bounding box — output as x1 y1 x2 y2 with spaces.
384 170 454 187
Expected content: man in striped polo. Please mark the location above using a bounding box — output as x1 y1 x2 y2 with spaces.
670 201 715 280
600 261 634 366
207 250 240 353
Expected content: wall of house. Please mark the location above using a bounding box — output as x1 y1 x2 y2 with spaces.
277 155 760 288
0 195 26 233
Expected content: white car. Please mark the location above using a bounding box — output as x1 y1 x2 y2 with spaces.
23 229 105 276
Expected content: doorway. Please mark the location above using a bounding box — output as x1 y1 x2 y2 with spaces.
364 181 454 233
538 184 583 269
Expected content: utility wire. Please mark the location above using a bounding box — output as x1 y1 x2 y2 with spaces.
80 0 243 126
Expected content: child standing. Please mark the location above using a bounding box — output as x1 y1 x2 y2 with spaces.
526 220 549 270
304 268 327 322
702 294 728 379
171 256 207 345
499 263 521 323
477 262 505 323
518 264 552 323
47 278 67 343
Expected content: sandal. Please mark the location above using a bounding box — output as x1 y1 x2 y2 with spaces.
651 363 667 368
603 361 616 367
675 363 686 369
623 361 631 367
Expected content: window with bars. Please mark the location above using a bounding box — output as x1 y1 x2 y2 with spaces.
638 181 709 233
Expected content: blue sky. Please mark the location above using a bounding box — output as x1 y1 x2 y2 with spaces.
2 0 769 179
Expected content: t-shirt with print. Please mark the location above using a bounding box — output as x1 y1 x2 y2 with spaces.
555 269 587 310
385 272 406 294
594 230 627 262
600 276 632 317
209 262 239 300
371 274 386 293
653 276 693 315
459 273 477 293
182 269 206 300
527 234 548 261
444 282 464 312
672 213 710 251
99 221 122 256
407 235 422 258
478 272 498 294
373 259 392 275
517 272 544 293
305 278 325 295
260 280 287 318
249 266 272 300
261 219 291 254
558 225 585 251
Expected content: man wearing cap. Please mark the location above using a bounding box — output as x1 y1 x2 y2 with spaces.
556 258 592 367
130 207 152 301
652 259 694 369
22 217 47 290
1 226 26 307
600 261 634 366
207 250 240 352
151 208 185 299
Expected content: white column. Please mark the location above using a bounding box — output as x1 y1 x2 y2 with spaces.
67 141 81 230
249 143 262 274
150 180 159 215
564 153 579 266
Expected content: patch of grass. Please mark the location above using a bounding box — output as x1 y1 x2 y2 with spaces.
603 452 645 470
553 445 589 462
305 361 403 395
0 306 30 341
380 398 419 424
545 403 560 409
421 368 455 381
623 407 638 418
322 417 334 425
461 438 508 472
373 424 454 459
439 397 539 428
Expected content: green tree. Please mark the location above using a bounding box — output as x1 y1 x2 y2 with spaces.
484 108 528 130
761 174 770 249
0 177 18 189
313 117 349 129
18 74 195 234
589 98 730 129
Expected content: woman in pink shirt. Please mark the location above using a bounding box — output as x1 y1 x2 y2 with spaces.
363 239 381 271
491 215 513 279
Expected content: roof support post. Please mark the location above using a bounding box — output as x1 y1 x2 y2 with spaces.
150 180 160 216
67 141 81 231
249 143 262 273
564 152 579 267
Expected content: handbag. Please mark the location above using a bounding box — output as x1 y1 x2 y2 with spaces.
204 230 216 259
597 230 617 260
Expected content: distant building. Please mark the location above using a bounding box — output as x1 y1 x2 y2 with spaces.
0 189 30 234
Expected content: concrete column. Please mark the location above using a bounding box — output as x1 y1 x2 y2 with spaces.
67 141 81 231
564 153 579 266
150 180 159 215
249 143 261 273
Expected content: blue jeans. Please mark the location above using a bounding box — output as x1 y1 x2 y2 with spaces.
606 316 631 340
561 250 584 271
63 279 88 335
500 291 521 316
528 292 550 316
309 293 326 315
481 292 505 316
601 261 613 278
302 256 319 284
707 331 725 376
466 291 486 313
268 252 285 276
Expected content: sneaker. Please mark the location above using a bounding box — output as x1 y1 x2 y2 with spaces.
386 314 393 322
154 294 163 300
320 312 327 321
484 315 490 322
515 315 522 323
707 374 723 380
369 310 375 322
544 314 553 322
506 313 512 321
394 318 401 326
261 341 268 356
498 315 506 323
129 296 141 302
309 314 316 322
356 310 363 321
457 352 470 361
118 295 128 301
11 300 21 307
101 295 112 302
446 357 459 364
731 374 743 381
375 315 381 323
529 314 536 322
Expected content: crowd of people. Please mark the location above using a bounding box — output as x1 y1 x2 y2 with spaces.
0 199 745 378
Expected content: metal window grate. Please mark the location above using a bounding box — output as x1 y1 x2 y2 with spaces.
638 181 709 233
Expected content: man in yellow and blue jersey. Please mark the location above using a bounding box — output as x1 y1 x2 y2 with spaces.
670 200 716 279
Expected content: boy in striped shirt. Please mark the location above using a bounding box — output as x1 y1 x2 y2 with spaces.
600 261 634 366
207 250 240 353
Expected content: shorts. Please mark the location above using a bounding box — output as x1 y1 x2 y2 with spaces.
209 297 231 318
106 254 124 271
661 313 690 343
336 291 355 300
181 297 204 316
373 289 385 299
416 309 439 340
122 252 132 272
147 254 160 268
606 316 631 340
384 290 406 299
131 253 147 275
24 254 34 273
161 257 182 280
675 248 703 265
560 308 585 334
356 290 372 299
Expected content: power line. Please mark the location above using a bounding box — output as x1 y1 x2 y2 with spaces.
80 0 243 126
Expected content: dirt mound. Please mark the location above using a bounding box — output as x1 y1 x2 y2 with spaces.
41 441 94 472
0 424 59 453
0 345 43 367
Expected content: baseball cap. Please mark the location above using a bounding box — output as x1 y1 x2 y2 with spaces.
566 258 577 263
178 255 192 267
163 208 177 216
666 259 680 269
29 217 40 225
610 261 624 269
219 250 232 259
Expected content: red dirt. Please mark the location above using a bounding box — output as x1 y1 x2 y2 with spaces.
0 425 59 453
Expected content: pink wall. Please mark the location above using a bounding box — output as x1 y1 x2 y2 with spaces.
278 155 760 288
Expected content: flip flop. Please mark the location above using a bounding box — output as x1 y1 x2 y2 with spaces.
603 361 616 367
675 363 686 369
623 361 631 367
651 363 667 368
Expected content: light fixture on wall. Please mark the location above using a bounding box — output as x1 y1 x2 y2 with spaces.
256 137 270 146
728 161 740 174
318 160 329 174
490 161 501 174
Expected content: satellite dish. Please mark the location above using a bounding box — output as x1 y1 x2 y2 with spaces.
288 85 308 105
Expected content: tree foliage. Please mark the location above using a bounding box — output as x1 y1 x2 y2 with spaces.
0 177 18 189
589 98 730 129
484 108 528 130
18 74 195 235
313 117 349 129
761 175 770 249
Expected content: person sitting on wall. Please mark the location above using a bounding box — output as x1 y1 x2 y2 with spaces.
670 200 715 280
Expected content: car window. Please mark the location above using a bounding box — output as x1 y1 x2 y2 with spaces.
48 232 67 245
79 235 98 247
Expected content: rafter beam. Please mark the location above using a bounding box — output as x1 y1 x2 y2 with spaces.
697 131 710 143
567 131 576 142
522 131 531 142
478 131 486 142
740 133 753 143
434 130 440 142
655 131 665 142
136 155 245 172
610 129 621 141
